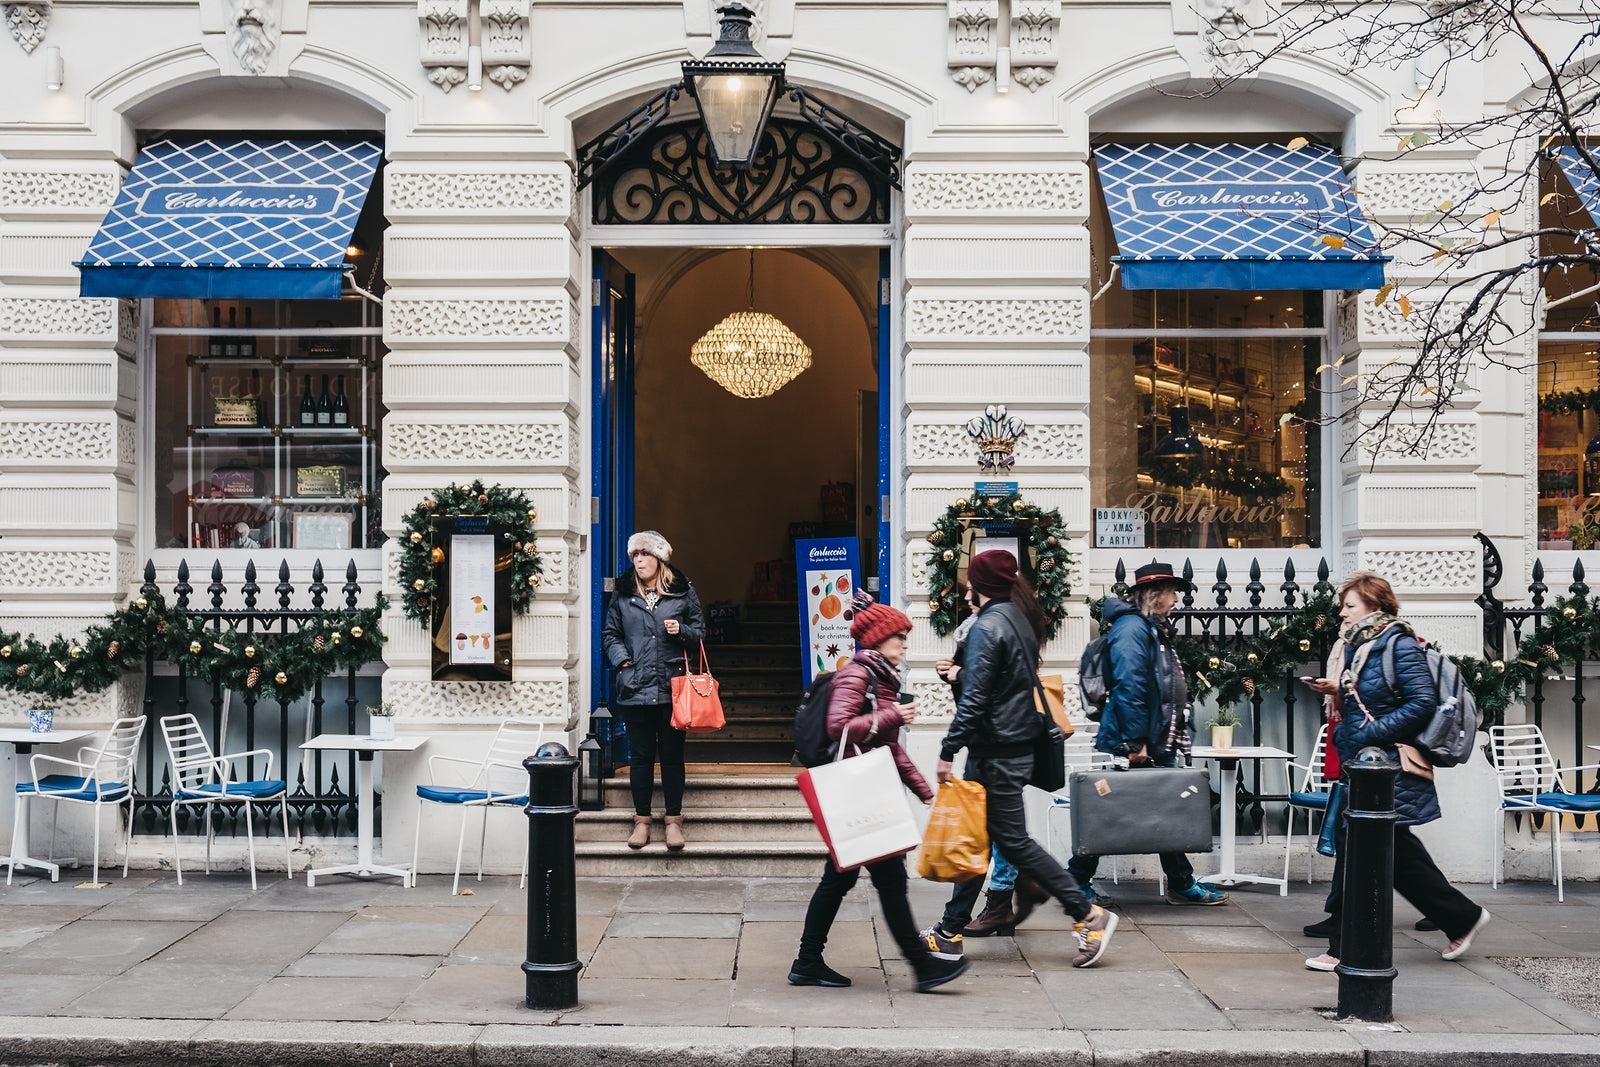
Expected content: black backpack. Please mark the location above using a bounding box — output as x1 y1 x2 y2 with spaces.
1375 632 1482 768
1077 634 1111 722
793 666 875 767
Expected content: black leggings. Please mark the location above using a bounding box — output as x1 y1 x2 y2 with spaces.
621 704 686 817
798 855 925 964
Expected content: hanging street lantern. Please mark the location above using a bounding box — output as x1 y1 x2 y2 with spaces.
681 3 785 170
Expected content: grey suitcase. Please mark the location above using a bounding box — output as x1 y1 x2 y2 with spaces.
1066 767 1213 856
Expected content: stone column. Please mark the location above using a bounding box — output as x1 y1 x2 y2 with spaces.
378 162 583 737
0 159 137 725
898 160 1093 728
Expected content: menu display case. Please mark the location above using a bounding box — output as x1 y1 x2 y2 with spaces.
151 297 386 551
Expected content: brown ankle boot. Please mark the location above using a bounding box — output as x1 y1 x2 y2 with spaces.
962 888 1017 937
627 816 652 849
664 815 685 851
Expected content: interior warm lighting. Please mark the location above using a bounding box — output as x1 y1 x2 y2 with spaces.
691 311 812 398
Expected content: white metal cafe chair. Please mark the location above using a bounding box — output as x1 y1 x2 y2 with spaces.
1282 730 1332 884
412 719 546 894
160 713 291 891
1489 723 1600 902
10 716 146 885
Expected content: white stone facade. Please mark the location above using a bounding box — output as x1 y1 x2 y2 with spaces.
0 0 1586 882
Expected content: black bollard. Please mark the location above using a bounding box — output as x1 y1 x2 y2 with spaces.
1336 746 1400 1021
523 741 581 1010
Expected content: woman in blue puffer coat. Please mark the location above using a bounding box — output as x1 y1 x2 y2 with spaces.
1305 571 1490 972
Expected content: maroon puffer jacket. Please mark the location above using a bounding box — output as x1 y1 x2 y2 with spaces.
825 654 933 802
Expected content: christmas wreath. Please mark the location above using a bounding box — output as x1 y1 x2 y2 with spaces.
926 492 1075 642
0 593 387 706
397 480 544 624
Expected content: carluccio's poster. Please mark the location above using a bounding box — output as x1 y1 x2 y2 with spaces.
796 537 862 687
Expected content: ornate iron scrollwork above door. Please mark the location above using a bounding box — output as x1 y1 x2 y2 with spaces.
592 118 891 225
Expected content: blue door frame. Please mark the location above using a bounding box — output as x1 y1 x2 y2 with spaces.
877 247 892 595
591 252 635 709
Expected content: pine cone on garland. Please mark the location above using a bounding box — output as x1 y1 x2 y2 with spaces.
313 635 326 653
107 640 120 659
1243 677 1256 696
247 666 261 689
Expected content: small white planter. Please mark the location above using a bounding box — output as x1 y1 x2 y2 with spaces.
368 716 396 740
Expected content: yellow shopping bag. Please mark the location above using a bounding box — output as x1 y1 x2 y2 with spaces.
916 778 989 883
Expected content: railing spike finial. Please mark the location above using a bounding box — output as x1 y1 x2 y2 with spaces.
344 559 361 609
1571 559 1588 601
143 559 157 582
1181 559 1195 609
1282 558 1300 609
1246 558 1265 608
1213 559 1231 609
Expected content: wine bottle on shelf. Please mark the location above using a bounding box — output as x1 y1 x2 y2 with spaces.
251 369 263 428
316 373 332 426
209 307 223 360
332 374 349 427
240 307 255 359
224 307 239 358
299 373 316 427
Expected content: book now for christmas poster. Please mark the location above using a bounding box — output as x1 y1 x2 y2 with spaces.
795 537 862 687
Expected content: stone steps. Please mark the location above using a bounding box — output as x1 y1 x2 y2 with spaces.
575 808 818 843
602 771 806 810
573 840 827 877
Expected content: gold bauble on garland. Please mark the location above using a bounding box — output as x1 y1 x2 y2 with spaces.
275 671 288 685
351 626 364 639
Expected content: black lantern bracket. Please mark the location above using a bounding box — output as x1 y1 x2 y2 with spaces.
575 5 900 194
577 82 901 193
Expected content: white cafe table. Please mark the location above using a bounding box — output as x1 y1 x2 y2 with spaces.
1189 745 1295 896
300 734 427 887
0 727 96 882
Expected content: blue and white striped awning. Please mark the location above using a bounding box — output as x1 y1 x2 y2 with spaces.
77 138 381 300
1554 148 1600 224
1094 142 1387 291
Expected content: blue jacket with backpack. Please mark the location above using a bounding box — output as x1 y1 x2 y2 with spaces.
1333 626 1442 826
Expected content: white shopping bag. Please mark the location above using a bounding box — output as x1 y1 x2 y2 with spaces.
798 745 922 871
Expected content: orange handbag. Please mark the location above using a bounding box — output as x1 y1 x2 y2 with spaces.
670 642 726 733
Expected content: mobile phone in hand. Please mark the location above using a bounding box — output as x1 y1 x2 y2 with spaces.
1299 675 1316 683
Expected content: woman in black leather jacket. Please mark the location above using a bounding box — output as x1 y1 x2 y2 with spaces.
931 550 1117 969
600 531 704 851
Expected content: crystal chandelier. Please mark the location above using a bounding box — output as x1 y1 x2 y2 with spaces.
690 252 812 399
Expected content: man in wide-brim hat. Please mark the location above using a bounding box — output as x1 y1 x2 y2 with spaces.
1071 559 1230 907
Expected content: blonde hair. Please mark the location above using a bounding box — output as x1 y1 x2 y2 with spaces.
1337 571 1399 616
1129 583 1180 618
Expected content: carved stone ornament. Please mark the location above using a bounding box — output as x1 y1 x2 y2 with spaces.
1010 0 1059 92
419 0 469 92
226 0 279 75
3 0 49 53
480 0 531 90
948 0 997 92
1195 0 1263 77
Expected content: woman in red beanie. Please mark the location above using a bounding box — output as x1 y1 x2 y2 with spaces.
931 550 1118 969
788 592 969 993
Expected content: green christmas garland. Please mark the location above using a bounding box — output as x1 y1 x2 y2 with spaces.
926 493 1075 642
0 593 387 706
1540 388 1600 416
397 480 544 625
1086 589 1594 722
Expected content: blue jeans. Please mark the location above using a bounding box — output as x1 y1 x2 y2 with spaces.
989 846 1017 891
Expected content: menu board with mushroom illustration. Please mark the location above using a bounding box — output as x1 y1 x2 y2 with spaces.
795 537 862 687
449 534 496 666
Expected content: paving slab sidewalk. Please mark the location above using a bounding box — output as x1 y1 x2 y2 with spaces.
1 869 1598 1066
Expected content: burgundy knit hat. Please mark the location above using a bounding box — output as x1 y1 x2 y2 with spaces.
849 590 912 649
966 550 1019 599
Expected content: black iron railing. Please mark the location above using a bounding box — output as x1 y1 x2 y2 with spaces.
130 558 383 839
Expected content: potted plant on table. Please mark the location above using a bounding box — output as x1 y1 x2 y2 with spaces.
366 702 397 740
1207 707 1242 752
27 705 56 734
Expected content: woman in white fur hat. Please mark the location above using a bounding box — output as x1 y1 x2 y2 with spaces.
600 531 705 850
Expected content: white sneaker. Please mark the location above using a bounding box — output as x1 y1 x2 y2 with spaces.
1304 953 1338 972
1441 908 1490 961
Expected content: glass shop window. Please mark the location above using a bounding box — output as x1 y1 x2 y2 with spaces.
1536 154 1600 550
149 292 386 552
1090 281 1327 550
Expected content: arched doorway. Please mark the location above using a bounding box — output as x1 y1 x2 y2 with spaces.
587 110 900 767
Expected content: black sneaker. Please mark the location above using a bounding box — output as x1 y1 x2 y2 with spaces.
1302 917 1336 938
787 958 851 987
911 952 969 992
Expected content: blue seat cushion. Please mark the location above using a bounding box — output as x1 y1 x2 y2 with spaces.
18 775 129 802
1290 791 1331 809
417 784 527 805
178 780 286 800
1532 792 1600 812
